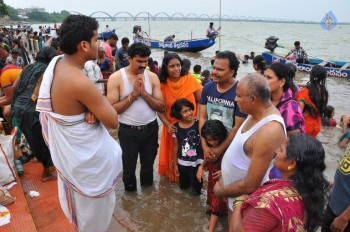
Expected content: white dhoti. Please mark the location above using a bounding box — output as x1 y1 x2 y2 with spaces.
58 177 116 232
36 55 123 231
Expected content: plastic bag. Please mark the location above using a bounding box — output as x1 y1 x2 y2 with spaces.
0 128 18 186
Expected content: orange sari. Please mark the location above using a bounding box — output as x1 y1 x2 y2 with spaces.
295 88 321 138
158 74 202 182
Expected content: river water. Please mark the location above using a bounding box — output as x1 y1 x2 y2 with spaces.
37 20 350 231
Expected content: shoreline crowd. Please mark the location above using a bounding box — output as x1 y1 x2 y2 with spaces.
1 14 350 232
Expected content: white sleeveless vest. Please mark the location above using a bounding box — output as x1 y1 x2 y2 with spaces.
118 68 157 125
221 114 286 210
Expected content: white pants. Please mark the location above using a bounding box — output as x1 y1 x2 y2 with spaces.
58 177 116 232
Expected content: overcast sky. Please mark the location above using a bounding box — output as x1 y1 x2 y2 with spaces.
4 0 350 22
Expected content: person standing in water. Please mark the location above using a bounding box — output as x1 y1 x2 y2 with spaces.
107 42 165 191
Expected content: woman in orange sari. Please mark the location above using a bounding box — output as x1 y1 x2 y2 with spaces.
295 65 328 138
158 53 203 182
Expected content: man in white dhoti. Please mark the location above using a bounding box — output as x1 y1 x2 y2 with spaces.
36 15 122 232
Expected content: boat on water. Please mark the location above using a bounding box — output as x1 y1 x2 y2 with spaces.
98 29 116 39
133 37 216 53
262 36 350 78
3 23 33 33
262 51 350 79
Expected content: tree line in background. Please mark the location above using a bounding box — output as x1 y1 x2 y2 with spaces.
0 1 70 23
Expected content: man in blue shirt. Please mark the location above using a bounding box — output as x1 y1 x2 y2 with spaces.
115 37 130 70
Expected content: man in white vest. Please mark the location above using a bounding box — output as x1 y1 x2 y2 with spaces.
213 74 286 223
107 43 165 191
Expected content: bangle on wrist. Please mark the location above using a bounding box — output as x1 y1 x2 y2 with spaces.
233 200 244 208
128 94 135 103
233 196 246 208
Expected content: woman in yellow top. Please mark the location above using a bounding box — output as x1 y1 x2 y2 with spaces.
0 64 22 122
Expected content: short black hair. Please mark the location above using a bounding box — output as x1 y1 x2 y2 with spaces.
170 98 194 120
121 37 129 45
201 69 210 78
215 50 240 77
182 58 191 75
128 42 151 58
193 64 201 73
294 41 300 46
324 105 334 119
201 120 228 146
182 59 191 68
12 38 20 45
50 39 60 51
108 33 118 40
35 46 57 64
59 15 98 55
11 48 20 54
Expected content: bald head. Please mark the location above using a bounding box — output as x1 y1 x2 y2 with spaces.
240 73 271 103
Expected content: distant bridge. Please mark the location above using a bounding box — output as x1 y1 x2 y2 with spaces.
68 11 314 23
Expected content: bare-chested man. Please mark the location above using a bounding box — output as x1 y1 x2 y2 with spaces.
36 15 123 231
107 42 165 192
213 73 286 221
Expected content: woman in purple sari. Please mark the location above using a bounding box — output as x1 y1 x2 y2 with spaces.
265 63 305 136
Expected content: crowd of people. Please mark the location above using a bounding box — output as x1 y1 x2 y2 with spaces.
1 14 350 232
